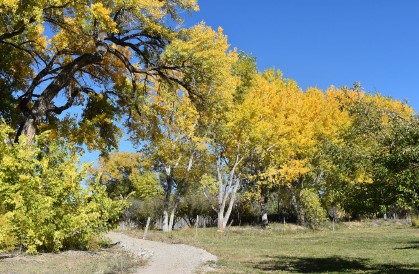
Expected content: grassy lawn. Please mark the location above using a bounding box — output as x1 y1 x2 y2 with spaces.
0 245 144 274
125 221 419 273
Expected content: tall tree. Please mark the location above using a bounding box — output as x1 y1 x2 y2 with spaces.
130 85 202 232
0 0 233 154
316 85 416 217
238 71 351 226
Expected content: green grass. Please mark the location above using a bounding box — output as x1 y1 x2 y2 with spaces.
125 221 419 273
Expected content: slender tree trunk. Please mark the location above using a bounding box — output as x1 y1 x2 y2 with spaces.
217 160 226 231
261 187 269 228
215 154 243 232
217 175 240 231
162 168 173 232
289 185 304 225
168 195 179 232
223 177 240 228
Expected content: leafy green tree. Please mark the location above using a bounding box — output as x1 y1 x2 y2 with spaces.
316 85 416 217
0 122 126 254
373 114 419 213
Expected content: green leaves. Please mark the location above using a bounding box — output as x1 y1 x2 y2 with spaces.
0 122 126 254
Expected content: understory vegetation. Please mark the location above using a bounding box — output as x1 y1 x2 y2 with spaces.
0 245 143 273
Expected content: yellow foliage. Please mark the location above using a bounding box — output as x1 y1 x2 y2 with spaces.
199 173 218 196
279 159 310 183
89 3 118 33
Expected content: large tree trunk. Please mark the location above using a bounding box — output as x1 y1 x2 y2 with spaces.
217 211 225 231
162 201 170 232
16 37 108 144
19 118 37 144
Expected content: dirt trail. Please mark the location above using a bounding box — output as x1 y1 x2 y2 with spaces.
106 231 217 274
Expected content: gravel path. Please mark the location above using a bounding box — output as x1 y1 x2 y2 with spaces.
106 231 217 274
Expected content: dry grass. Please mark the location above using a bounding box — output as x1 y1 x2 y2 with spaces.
0 245 145 274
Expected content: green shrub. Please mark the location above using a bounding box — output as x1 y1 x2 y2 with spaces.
412 216 419 228
300 189 326 229
0 123 127 254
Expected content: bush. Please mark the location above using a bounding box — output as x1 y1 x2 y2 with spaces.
412 216 419 228
300 189 326 229
0 124 127 254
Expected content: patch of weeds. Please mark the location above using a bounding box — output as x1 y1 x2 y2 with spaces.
0 246 145 274
412 216 419 228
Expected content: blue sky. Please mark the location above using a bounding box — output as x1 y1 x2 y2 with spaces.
183 0 419 112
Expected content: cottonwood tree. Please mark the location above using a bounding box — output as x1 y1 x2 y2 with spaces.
201 85 259 232
129 85 201 232
124 24 237 231
0 0 233 154
317 86 416 217
238 70 351 226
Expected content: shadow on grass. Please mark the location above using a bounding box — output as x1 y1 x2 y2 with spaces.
396 241 419 250
254 256 419 273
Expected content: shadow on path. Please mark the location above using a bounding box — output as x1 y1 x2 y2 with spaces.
253 255 419 273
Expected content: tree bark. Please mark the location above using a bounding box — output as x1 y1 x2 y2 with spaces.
19 118 37 144
223 176 240 228
260 187 269 228
217 211 225 231
168 195 180 232
212 150 243 232
162 168 173 232
216 166 241 231
289 185 304 225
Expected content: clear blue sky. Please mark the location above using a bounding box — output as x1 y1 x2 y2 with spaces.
184 0 419 112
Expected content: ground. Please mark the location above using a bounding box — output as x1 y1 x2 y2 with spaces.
0 245 143 273
106 231 217 274
124 220 419 273
1 220 418 273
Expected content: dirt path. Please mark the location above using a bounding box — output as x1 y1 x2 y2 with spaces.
106 231 217 274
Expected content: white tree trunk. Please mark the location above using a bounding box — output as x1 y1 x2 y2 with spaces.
168 196 179 232
162 206 170 232
162 167 172 232
223 177 239 227
216 156 242 232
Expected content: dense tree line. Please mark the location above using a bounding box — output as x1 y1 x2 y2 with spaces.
1 0 418 253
